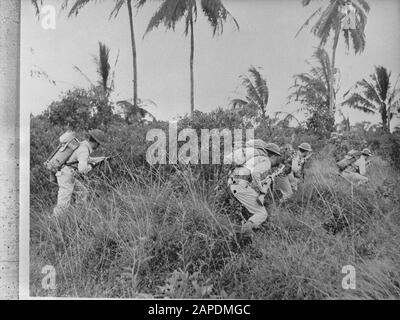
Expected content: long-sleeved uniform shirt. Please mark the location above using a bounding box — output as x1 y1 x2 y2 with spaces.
66 140 93 174
226 148 272 194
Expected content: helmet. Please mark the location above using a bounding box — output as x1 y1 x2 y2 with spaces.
298 142 312 152
88 129 107 145
245 139 269 152
264 143 281 156
361 148 372 156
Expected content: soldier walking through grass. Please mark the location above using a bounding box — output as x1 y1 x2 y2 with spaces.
53 129 107 216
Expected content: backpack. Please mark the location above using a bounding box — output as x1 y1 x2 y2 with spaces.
336 149 361 172
44 131 81 173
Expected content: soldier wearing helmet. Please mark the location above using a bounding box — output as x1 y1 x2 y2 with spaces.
53 129 107 216
340 148 372 185
267 143 295 203
226 139 276 235
288 142 313 192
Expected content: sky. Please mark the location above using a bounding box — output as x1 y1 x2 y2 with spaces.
21 0 400 128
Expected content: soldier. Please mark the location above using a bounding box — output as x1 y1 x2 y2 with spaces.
273 143 297 202
340 148 372 185
53 129 107 216
226 139 278 234
288 142 313 192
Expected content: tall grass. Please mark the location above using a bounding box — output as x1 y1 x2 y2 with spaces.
30 156 400 299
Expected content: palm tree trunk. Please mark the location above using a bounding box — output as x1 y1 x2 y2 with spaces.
189 12 195 117
330 27 340 118
127 0 138 108
381 103 389 132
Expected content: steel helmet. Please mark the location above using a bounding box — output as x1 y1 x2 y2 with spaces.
245 139 269 151
361 148 372 156
88 129 107 145
264 143 281 156
298 142 312 152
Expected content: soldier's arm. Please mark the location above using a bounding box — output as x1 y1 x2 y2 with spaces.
251 160 271 194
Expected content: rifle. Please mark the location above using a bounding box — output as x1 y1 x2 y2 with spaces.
256 164 286 205
90 152 122 168
66 152 122 169
260 164 286 190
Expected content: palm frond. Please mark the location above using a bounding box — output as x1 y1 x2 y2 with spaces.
241 75 263 108
109 0 125 19
295 7 322 38
342 92 377 113
373 66 391 101
355 0 370 13
388 74 400 105
144 0 190 35
67 0 92 17
73 65 95 86
248 66 269 106
349 25 366 54
311 1 338 46
136 0 149 8
95 42 111 93
200 0 239 36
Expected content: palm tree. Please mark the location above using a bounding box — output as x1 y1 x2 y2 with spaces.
288 48 338 135
297 0 370 116
143 0 239 116
64 0 147 110
342 66 400 132
94 42 113 97
73 42 118 97
288 48 338 110
230 66 269 119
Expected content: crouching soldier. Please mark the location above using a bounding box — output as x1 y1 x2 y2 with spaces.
288 142 313 192
271 143 295 203
226 139 273 234
340 148 372 185
53 129 107 216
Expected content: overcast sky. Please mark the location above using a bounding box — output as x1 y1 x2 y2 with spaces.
21 0 400 128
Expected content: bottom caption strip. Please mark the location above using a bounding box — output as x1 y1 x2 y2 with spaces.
148 303 251 317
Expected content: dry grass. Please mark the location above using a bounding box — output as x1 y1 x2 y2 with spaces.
30 157 400 299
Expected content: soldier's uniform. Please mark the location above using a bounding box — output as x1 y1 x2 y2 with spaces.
226 140 274 233
53 130 106 216
229 155 271 228
288 143 313 192
274 144 295 201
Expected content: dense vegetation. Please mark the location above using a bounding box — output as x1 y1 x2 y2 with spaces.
30 97 400 298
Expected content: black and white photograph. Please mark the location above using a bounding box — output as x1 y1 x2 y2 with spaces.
1 0 400 302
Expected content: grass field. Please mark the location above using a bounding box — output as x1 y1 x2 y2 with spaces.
30 153 400 299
